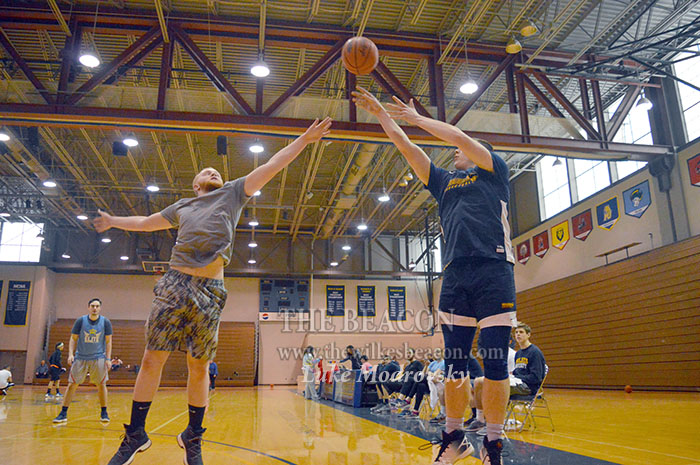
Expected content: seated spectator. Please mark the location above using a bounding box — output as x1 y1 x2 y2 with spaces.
339 345 362 370
35 360 49 379
399 350 445 419
110 357 123 371
0 365 13 396
371 350 419 412
467 323 546 433
360 356 372 375
426 349 447 423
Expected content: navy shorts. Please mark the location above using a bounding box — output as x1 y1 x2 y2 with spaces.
438 258 516 327
49 367 61 381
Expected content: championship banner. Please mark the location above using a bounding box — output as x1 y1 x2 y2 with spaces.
596 197 619 230
387 286 406 321
533 231 549 258
688 153 700 187
326 285 345 317
572 209 593 241
623 180 652 218
4 281 30 326
516 239 531 265
357 286 376 317
551 220 570 250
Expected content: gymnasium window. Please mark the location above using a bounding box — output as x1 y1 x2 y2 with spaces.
573 159 611 202
673 42 700 142
607 95 649 181
536 155 571 221
0 221 44 262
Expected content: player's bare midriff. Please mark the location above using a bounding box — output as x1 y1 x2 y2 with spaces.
171 256 224 280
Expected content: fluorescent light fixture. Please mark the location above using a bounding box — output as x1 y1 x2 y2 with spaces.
0 212 10 217
253 190 261 197
101 237 111 243
79 51 100 68
251 60 270 77
342 244 351 251
330 261 339 267
0 132 9 141
248 241 258 248
122 135 138 147
378 190 390 202
249 143 264 153
146 183 160 192
356 223 368 231
76 214 88 221
42 178 57 188
248 258 257 264
408 260 416 269
61 252 71 259
249 219 259 227
120 255 129 261
459 80 479 95
636 96 653 112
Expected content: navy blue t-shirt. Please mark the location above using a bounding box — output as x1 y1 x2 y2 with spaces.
426 153 514 268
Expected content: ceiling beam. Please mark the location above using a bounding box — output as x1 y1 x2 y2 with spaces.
372 60 431 118
607 85 642 140
0 28 54 104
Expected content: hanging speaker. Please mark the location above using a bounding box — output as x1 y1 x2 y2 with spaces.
112 141 128 157
217 135 227 156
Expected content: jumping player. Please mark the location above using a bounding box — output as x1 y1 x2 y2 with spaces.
353 87 515 465
53 298 112 423
97 118 332 465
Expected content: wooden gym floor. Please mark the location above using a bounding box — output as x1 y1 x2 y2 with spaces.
0 385 698 465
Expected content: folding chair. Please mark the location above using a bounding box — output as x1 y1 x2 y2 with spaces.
505 364 555 432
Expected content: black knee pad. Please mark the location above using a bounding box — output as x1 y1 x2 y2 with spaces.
441 323 476 380
478 325 511 381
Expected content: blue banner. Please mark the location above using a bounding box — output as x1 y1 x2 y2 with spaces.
326 285 345 317
596 197 619 230
357 286 375 317
623 180 652 218
387 286 406 321
4 280 30 326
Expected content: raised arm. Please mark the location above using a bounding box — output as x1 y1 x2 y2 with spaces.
352 87 431 185
386 96 493 171
93 210 173 233
244 117 332 196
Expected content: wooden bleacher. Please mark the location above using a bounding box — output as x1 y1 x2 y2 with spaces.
41 320 256 387
516 234 700 390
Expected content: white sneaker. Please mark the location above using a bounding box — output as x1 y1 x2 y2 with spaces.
44 394 54 402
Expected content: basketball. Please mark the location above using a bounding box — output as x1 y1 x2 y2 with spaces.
624 385 633 393
342 37 379 75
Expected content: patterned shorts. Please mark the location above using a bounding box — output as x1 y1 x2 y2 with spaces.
146 269 227 360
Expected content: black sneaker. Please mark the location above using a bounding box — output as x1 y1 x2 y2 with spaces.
101 410 111 423
53 411 67 423
177 425 206 465
480 437 504 465
419 429 474 464
107 424 152 465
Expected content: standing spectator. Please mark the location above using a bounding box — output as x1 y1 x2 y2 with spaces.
35 360 49 379
0 366 13 396
339 345 362 370
47 342 65 401
302 346 321 400
208 360 218 391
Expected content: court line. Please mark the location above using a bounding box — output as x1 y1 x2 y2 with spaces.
0 413 97 440
149 409 189 433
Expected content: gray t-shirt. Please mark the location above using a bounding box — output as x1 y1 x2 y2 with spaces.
160 177 250 267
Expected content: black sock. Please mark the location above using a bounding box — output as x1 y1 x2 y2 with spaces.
129 401 152 429
188 405 206 431
55 389 60 394
471 407 477 419
61 406 68 414
101 406 107 414
46 388 51 394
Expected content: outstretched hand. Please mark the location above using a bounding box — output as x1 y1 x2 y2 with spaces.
302 117 333 143
93 209 113 233
386 96 421 124
351 86 385 117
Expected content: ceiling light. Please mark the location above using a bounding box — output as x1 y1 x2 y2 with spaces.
249 219 259 227
248 258 257 264
120 255 129 261
459 79 479 95
249 142 264 153
399 179 408 187
330 261 339 267
520 19 539 37
342 244 351 251
101 237 111 243
506 35 522 54
42 178 57 188
76 214 88 221
146 183 160 192
253 190 261 197
122 135 138 147
248 241 258 248
378 190 390 202
636 96 653 112
61 251 71 259
408 259 416 269
36 230 45 240
0 212 10 217
357 222 368 231
79 51 100 68
251 60 270 78
552 158 563 167
0 131 9 141
404 172 414 181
